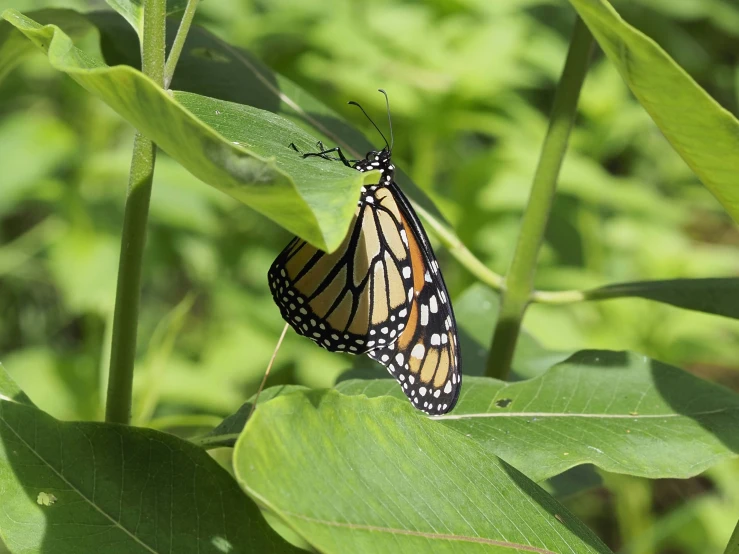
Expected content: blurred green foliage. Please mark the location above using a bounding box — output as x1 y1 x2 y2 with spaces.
2 0 739 552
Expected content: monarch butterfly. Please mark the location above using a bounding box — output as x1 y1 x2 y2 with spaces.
268 90 461 414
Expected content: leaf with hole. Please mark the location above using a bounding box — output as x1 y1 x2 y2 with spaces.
337 350 739 481
0 399 300 553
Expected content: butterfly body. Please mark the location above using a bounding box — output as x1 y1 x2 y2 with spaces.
269 97 461 414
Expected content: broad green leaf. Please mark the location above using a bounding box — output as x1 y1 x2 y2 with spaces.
0 363 33 407
336 350 739 482
568 0 739 223
584 278 739 320
0 400 299 553
235 390 612 554
1 9 374 251
105 0 188 38
85 9 444 221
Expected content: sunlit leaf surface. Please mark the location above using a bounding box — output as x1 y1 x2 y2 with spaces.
337 350 739 481
569 0 739 222
235 390 612 554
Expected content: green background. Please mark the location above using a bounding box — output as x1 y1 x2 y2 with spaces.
2 0 739 552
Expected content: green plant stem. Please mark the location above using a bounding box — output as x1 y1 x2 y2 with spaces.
530 288 586 304
105 0 167 425
725 520 739 554
413 202 505 291
163 0 200 89
485 17 593 380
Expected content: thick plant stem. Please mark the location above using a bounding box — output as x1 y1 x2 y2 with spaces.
163 0 200 89
105 0 166 424
485 18 593 380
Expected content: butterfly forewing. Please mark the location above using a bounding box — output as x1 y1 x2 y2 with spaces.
268 187 414 354
366 183 461 415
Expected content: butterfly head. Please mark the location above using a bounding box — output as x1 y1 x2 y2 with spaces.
353 148 395 185
349 90 396 185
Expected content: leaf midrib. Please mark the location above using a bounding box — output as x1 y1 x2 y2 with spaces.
434 407 737 421
242 486 559 554
286 511 561 553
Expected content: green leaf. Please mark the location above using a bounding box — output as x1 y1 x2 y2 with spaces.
0 363 33 407
0 400 299 553
234 390 612 554
0 8 96 81
85 9 444 222
336 350 739 482
568 0 739 223
1 9 372 251
585 278 739 320
105 0 188 38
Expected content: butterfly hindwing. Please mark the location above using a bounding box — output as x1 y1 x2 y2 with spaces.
366 183 461 415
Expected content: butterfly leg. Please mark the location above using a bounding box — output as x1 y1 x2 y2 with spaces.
305 145 360 167
311 141 344 161
289 141 360 167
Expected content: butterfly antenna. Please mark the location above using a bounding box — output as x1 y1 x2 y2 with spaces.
348 100 389 151
378 89 393 152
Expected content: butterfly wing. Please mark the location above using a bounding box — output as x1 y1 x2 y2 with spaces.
366 183 462 415
268 188 414 354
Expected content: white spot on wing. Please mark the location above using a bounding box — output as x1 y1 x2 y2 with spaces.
420 304 429 326
411 343 425 359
